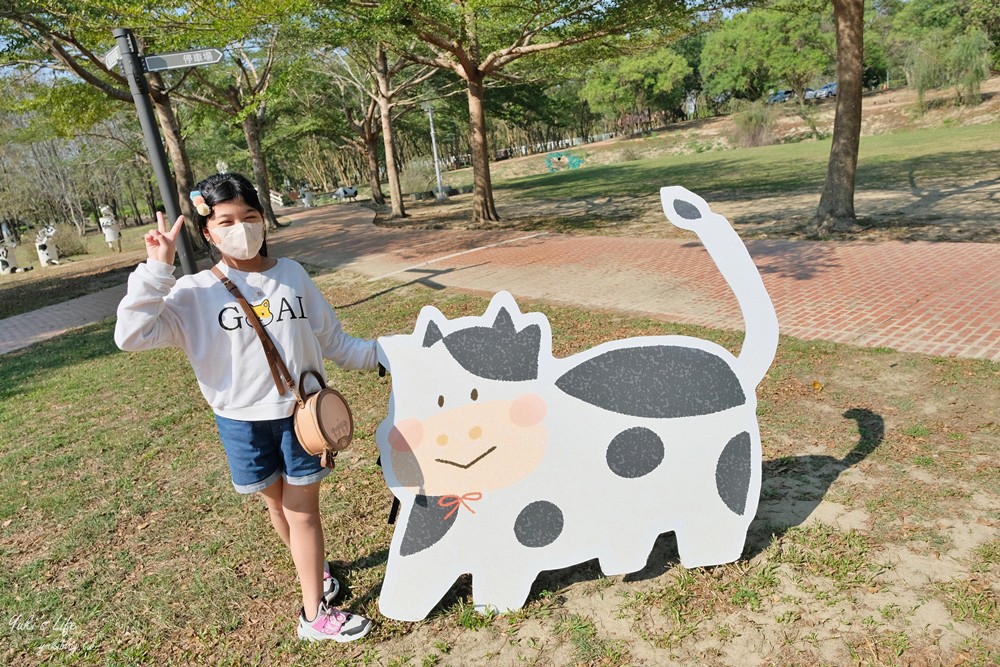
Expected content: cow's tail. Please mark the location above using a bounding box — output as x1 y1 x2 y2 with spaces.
659 187 778 388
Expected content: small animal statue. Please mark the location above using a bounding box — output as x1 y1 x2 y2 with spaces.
99 205 122 252
300 184 315 208
0 241 32 275
374 186 779 621
332 186 358 202
34 225 60 266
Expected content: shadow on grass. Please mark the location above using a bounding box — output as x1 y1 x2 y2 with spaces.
744 407 884 556
521 408 883 600
331 264 489 310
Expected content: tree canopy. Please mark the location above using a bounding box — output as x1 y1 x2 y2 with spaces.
0 0 993 237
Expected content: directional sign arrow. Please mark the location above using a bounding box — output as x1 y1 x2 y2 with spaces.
144 48 224 72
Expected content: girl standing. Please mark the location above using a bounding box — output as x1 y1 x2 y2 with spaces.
115 173 374 642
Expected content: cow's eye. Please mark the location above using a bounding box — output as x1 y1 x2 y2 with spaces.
437 395 445 408
470 388 479 401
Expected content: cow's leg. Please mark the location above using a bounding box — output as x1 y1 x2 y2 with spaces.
674 522 749 568
471 566 534 615
379 555 460 622
599 536 656 575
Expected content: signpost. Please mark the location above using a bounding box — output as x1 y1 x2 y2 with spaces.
145 48 223 72
110 29 226 276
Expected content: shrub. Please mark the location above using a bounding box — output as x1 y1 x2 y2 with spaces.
50 224 87 257
399 158 437 195
621 148 642 162
947 29 992 106
729 101 778 148
904 28 991 110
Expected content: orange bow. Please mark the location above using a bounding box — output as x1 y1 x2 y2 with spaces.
438 492 483 521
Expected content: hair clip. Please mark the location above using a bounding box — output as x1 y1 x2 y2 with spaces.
189 190 212 216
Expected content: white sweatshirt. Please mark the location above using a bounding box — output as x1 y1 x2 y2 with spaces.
114 258 378 420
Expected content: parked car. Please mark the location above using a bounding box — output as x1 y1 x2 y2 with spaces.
816 81 838 99
803 88 818 101
765 89 793 104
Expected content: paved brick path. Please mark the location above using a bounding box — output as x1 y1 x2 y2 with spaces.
271 205 1000 362
2 204 998 361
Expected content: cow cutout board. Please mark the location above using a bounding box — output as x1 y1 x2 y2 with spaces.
374 187 779 621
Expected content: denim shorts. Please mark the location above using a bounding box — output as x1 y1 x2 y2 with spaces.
214 414 331 494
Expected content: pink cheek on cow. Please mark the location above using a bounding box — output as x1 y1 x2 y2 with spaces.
389 419 424 451
509 394 547 428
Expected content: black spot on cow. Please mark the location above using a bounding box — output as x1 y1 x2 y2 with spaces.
514 501 564 548
555 346 745 418
673 198 702 220
716 432 752 515
606 427 665 478
400 495 456 556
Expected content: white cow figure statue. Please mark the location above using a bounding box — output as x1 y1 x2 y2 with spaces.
332 186 358 202
0 241 32 275
35 225 60 266
99 205 122 252
374 186 779 621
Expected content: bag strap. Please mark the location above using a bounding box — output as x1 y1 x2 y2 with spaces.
211 265 302 404
298 369 328 396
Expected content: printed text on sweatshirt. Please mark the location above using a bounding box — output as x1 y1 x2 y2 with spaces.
114 258 377 420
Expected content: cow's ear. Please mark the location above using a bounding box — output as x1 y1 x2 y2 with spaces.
422 320 444 347
493 307 515 334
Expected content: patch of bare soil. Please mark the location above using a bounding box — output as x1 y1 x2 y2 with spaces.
375 77 1000 244
361 333 1000 667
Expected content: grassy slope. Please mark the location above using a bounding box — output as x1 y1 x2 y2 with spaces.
490 122 1000 201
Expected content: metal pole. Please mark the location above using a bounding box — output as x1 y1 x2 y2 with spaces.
113 28 197 275
424 104 447 202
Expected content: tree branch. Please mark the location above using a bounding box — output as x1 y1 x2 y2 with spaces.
14 18 130 102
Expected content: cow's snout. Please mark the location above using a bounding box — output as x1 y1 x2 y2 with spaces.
434 424 484 447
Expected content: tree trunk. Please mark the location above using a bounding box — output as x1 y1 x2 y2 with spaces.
810 0 864 237
365 135 386 206
466 72 500 222
127 187 141 227
148 78 197 237
379 103 405 216
241 112 280 229
145 177 158 220
375 46 406 217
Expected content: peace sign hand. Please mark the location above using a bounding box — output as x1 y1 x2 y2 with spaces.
145 212 185 266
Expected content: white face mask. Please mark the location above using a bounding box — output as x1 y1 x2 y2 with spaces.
208 222 265 260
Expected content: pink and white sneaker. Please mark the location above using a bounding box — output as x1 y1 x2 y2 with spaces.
297 602 372 642
323 561 341 605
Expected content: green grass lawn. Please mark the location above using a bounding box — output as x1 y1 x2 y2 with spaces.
490 122 1000 201
2 271 997 666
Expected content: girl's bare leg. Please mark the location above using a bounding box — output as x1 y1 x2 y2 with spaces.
259 478 291 549
281 480 325 619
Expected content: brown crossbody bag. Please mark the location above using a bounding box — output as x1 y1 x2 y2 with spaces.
212 266 353 468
